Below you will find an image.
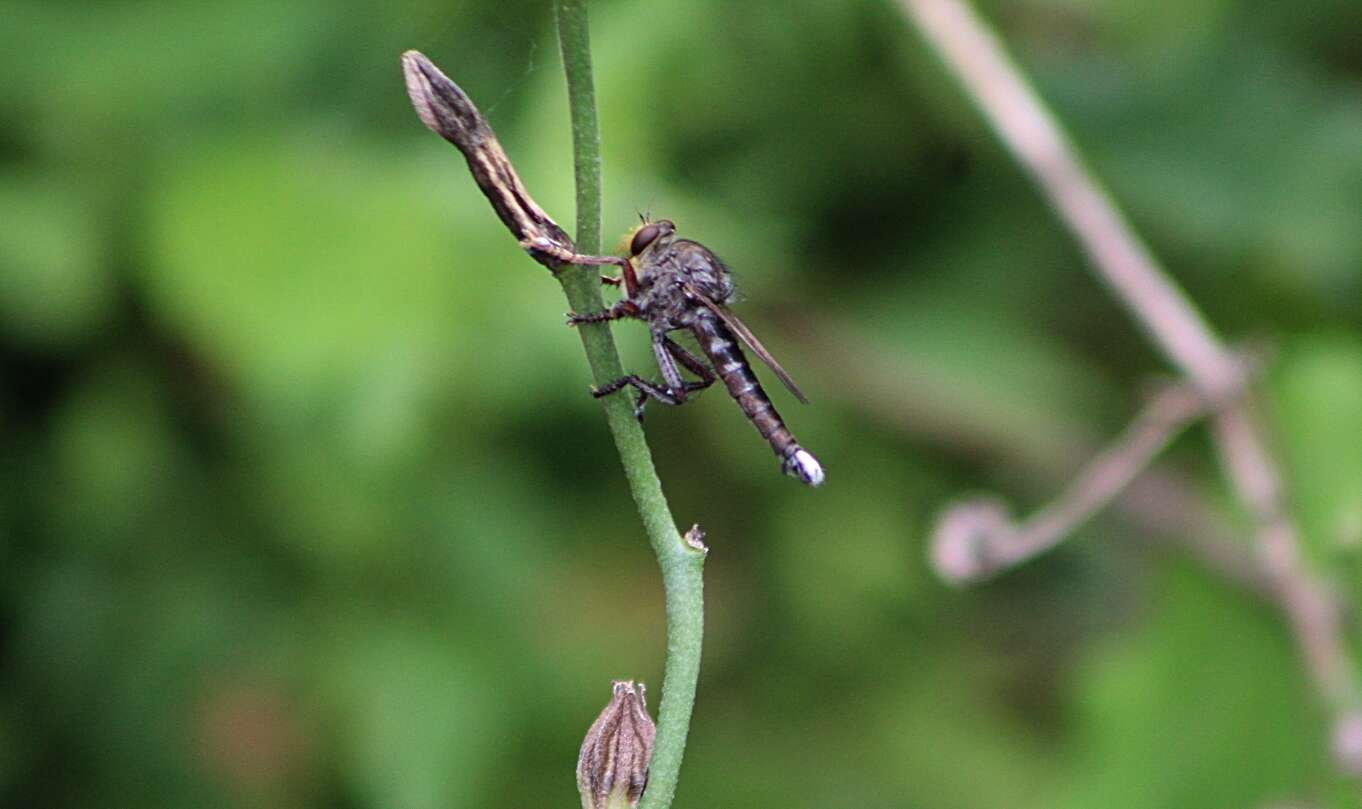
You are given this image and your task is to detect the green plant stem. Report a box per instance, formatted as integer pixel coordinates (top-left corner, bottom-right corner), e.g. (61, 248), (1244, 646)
(554, 3), (705, 808)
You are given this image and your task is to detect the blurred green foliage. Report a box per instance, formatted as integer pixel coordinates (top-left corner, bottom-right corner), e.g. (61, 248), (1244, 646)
(2, 0), (1360, 807)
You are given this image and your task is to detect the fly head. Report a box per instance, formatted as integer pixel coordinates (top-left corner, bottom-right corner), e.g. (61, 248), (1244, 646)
(628, 219), (676, 259)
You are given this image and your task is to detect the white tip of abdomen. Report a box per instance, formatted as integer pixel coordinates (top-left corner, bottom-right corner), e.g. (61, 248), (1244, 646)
(786, 448), (825, 487)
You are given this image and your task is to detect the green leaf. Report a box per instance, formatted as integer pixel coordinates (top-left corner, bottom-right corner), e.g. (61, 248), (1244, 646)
(0, 176), (111, 347)
(322, 621), (501, 809)
(1055, 566), (1324, 808)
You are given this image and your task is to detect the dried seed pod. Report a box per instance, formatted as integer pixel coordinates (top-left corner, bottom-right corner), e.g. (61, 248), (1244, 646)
(577, 681), (656, 809)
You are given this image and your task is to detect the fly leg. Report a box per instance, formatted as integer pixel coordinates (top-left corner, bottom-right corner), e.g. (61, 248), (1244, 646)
(650, 331), (695, 409)
(620, 334), (717, 421)
(633, 336), (717, 420)
(591, 375), (683, 421)
(591, 333), (711, 421)
(520, 237), (640, 294)
(662, 337), (716, 390)
(519, 238), (625, 268)
(566, 300), (641, 327)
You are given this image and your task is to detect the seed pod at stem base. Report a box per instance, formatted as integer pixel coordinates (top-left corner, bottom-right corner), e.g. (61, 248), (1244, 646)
(577, 681), (656, 809)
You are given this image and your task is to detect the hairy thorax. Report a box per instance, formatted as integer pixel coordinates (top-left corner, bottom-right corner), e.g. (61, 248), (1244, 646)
(635, 239), (737, 330)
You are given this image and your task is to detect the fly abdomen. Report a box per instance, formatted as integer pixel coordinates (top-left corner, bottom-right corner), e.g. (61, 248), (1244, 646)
(692, 317), (824, 486)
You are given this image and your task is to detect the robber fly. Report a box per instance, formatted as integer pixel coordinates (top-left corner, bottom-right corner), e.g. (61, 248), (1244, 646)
(567, 220), (824, 487)
(400, 51), (823, 486)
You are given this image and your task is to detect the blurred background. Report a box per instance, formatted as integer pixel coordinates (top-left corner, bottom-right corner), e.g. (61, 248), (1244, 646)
(3, 0), (1361, 806)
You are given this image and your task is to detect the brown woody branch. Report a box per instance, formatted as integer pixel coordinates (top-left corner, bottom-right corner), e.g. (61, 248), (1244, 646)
(931, 382), (1211, 583)
(898, 0), (1361, 775)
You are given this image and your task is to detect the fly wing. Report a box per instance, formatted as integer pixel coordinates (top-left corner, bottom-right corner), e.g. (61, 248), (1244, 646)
(683, 282), (809, 404)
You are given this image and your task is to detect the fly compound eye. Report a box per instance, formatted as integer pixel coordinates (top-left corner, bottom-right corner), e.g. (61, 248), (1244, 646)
(630, 223), (663, 256)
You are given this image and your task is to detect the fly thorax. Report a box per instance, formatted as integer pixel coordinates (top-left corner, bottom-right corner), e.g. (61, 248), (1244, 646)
(715, 274), (736, 303)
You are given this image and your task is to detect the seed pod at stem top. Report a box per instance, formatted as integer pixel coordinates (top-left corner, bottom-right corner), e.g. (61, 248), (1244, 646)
(577, 681), (656, 809)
